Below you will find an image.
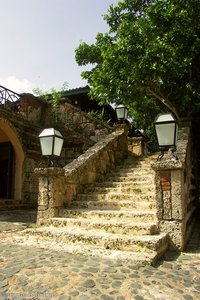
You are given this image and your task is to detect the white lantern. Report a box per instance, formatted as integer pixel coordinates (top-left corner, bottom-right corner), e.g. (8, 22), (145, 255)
(39, 128), (64, 159)
(154, 113), (178, 151)
(115, 105), (128, 122)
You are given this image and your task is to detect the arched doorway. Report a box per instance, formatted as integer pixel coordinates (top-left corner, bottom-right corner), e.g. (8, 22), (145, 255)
(0, 120), (24, 200)
(0, 141), (14, 198)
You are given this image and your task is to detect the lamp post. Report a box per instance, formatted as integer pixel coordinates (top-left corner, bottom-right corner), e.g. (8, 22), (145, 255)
(38, 128), (64, 166)
(154, 112), (178, 160)
(115, 105), (128, 123)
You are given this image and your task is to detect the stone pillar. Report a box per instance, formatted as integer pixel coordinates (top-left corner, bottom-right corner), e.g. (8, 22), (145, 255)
(152, 157), (186, 250)
(128, 137), (145, 156)
(35, 167), (65, 225)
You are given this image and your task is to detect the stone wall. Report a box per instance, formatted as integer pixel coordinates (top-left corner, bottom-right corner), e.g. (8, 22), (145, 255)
(17, 93), (113, 148)
(152, 125), (196, 250)
(22, 158), (39, 208)
(44, 102), (112, 149)
(128, 137), (145, 156)
(35, 128), (128, 224)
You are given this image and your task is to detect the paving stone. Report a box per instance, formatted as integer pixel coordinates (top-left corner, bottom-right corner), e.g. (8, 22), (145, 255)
(20, 286), (35, 293)
(82, 279), (96, 288)
(143, 281), (151, 286)
(17, 278), (28, 286)
(70, 263), (84, 268)
(0, 275), (6, 282)
(110, 274), (126, 280)
(3, 267), (21, 276)
(58, 296), (71, 300)
(161, 262), (173, 269)
(194, 285), (200, 292)
(100, 295), (115, 300)
(100, 285), (110, 290)
(112, 281), (122, 289)
(69, 267), (80, 273)
(96, 278), (111, 285)
(120, 267), (130, 274)
(129, 273), (140, 279)
(134, 295), (145, 300)
(75, 256), (88, 263)
(130, 289), (139, 295)
(91, 289), (102, 296)
(143, 269), (154, 276)
(131, 283), (142, 290)
(183, 295), (194, 300)
(0, 281), (8, 289)
(69, 290), (79, 296)
(78, 287), (88, 293)
(80, 272), (95, 277)
(103, 267), (117, 274)
(0, 293), (8, 300)
(79, 295), (90, 300)
(109, 290), (121, 295)
(83, 267), (99, 273)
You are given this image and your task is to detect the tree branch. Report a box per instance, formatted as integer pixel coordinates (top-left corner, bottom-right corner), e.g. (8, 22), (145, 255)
(147, 88), (180, 120)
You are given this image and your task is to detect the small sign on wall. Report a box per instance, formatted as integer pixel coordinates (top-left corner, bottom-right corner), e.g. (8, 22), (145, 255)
(160, 171), (171, 191)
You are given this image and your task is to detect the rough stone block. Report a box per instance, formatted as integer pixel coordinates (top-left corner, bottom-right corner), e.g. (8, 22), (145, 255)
(159, 220), (185, 250)
(171, 170), (184, 219)
(163, 190), (172, 219)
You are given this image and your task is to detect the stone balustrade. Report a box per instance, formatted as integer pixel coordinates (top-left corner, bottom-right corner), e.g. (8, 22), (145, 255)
(35, 127), (128, 224)
(152, 125), (196, 250)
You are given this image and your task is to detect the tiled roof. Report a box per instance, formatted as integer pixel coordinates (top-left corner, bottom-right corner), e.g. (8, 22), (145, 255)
(63, 86), (90, 97)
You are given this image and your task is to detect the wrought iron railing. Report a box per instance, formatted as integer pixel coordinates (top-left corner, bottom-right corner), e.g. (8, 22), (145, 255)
(0, 85), (21, 108)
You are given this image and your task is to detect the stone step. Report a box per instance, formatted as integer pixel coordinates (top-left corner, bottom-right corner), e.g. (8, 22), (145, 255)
(76, 193), (155, 202)
(106, 170), (155, 178)
(99, 174), (154, 183)
(22, 226), (168, 254)
(116, 164), (153, 171)
(122, 153), (157, 160)
(117, 158), (157, 169)
(0, 199), (20, 205)
(115, 162), (154, 169)
(9, 233), (161, 265)
(31, 153), (163, 265)
(46, 217), (159, 235)
(116, 158), (155, 165)
(85, 185), (155, 194)
(0, 200), (31, 211)
(93, 180), (155, 188)
(60, 208), (157, 222)
(71, 199), (156, 210)
(0, 210), (37, 225)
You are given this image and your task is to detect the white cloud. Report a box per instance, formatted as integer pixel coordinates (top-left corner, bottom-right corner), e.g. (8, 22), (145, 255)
(0, 76), (34, 94)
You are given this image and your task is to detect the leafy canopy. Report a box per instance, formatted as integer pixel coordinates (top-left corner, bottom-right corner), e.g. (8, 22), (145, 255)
(75, 0), (200, 120)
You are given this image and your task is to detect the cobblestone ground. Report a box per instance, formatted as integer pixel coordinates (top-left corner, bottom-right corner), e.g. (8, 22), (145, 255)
(0, 211), (200, 300)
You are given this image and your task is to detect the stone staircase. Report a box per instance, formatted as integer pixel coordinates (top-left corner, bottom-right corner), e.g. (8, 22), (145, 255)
(0, 199), (34, 211)
(21, 154), (169, 265)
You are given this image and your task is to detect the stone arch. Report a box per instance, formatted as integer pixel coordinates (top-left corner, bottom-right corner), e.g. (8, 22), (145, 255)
(0, 118), (24, 200)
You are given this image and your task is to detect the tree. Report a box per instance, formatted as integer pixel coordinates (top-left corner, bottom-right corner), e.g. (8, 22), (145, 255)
(75, 0), (200, 121)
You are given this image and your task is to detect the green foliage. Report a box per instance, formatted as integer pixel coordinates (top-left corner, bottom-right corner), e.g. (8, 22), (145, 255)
(87, 107), (111, 125)
(33, 82), (68, 126)
(75, 0), (200, 122)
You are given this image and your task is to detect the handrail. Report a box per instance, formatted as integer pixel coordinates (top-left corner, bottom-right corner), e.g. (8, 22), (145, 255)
(0, 85), (21, 105)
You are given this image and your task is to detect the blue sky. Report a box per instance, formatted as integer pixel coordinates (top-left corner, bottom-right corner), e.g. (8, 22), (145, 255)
(0, 0), (119, 93)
